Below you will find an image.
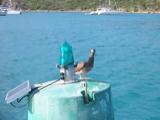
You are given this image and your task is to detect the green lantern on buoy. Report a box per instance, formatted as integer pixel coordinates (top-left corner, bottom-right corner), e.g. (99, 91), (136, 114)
(60, 41), (74, 67)
(58, 41), (75, 82)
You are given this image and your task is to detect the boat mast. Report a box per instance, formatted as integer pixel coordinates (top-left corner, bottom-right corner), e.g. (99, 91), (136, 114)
(8, 0), (12, 8)
(113, 0), (118, 9)
(108, 0), (111, 7)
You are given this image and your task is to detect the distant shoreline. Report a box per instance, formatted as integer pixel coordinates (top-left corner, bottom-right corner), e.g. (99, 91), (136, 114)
(124, 9), (160, 14)
(23, 10), (160, 14)
(24, 10), (88, 13)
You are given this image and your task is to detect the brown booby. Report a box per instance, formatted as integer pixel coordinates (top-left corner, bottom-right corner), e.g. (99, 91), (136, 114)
(75, 49), (96, 79)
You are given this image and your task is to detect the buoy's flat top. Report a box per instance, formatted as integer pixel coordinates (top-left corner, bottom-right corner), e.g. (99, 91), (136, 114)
(34, 80), (110, 98)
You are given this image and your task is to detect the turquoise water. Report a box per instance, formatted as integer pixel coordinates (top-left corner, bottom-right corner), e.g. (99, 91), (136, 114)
(0, 12), (160, 120)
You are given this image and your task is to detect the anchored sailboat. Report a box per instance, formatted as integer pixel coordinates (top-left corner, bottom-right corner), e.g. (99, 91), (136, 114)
(7, 0), (21, 15)
(88, 0), (125, 15)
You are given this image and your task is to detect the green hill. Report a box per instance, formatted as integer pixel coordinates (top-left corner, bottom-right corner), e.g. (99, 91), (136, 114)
(2, 0), (160, 12)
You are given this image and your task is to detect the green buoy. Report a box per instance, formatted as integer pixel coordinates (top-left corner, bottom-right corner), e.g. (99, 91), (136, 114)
(28, 80), (114, 120)
(28, 42), (114, 120)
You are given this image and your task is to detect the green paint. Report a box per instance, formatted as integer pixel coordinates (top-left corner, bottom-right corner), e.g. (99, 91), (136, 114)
(28, 80), (114, 120)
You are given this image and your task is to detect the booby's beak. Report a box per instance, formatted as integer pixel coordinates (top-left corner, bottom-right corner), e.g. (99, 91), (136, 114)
(91, 48), (96, 52)
(90, 49), (96, 56)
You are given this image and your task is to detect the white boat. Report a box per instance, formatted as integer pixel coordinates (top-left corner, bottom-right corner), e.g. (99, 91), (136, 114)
(6, 0), (21, 15)
(0, 7), (7, 16)
(89, 7), (125, 15)
(88, 0), (125, 15)
(0, 10), (6, 16)
(7, 8), (21, 14)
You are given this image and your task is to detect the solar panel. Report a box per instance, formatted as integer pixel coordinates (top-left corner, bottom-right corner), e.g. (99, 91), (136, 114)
(5, 80), (31, 104)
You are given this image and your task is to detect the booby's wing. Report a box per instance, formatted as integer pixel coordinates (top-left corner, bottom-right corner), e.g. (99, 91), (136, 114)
(75, 62), (86, 72)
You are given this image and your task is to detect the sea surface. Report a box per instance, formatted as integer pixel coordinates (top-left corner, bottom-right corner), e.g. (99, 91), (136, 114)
(0, 12), (160, 120)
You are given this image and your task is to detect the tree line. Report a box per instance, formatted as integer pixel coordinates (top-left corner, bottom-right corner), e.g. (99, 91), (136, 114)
(1, 0), (160, 12)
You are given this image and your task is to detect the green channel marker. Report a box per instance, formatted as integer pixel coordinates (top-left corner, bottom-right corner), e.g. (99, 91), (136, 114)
(28, 80), (114, 120)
